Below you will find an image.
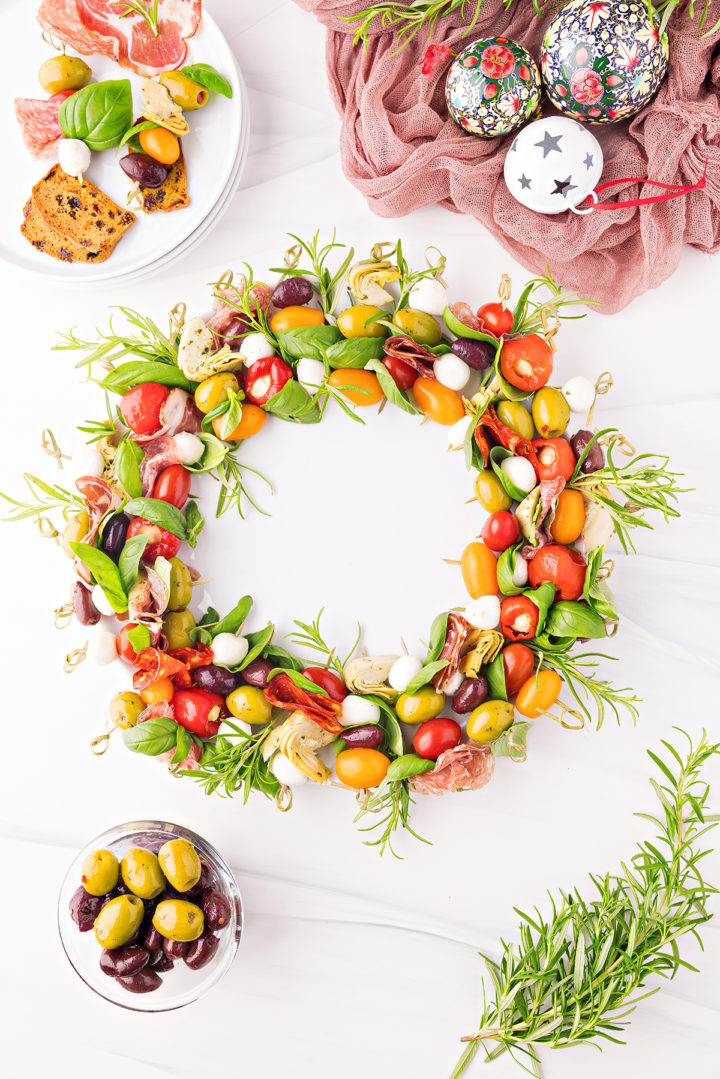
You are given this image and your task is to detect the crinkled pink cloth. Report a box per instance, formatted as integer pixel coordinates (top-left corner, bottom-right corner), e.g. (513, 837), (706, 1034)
(294, 0), (720, 311)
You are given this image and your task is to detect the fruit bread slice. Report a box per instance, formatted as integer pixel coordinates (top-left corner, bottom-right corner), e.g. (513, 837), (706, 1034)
(31, 164), (136, 251)
(139, 142), (190, 214)
(21, 198), (111, 264)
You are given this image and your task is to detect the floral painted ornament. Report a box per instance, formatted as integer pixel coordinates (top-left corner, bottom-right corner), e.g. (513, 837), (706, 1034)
(541, 0), (669, 124)
(444, 38), (542, 139)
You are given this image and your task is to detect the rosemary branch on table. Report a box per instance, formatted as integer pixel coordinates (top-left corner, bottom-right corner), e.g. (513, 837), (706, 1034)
(0, 473), (84, 524)
(532, 646), (640, 729)
(354, 776), (430, 858)
(53, 307), (179, 375)
(450, 731), (719, 1077)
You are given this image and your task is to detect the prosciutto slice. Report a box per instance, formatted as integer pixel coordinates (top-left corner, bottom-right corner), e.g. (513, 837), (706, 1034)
(128, 565), (170, 638)
(138, 435), (181, 495)
(137, 700), (201, 770)
(14, 93), (73, 157)
(520, 477), (566, 561)
(432, 613), (469, 692)
(37, 0), (116, 58)
(133, 388), (202, 447)
(75, 0), (202, 76)
(411, 743), (495, 796)
(76, 475), (114, 545)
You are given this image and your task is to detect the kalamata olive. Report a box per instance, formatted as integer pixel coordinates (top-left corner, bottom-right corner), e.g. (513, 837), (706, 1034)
(452, 676), (489, 714)
(184, 932), (220, 970)
(148, 951), (174, 972)
(120, 153), (169, 189)
(69, 886), (104, 932)
(340, 724), (384, 750)
(143, 925), (162, 953)
(241, 658), (273, 688)
(186, 861), (215, 898)
(101, 513), (131, 562)
(570, 429), (605, 474)
(99, 945), (149, 978)
(271, 277), (313, 308)
(192, 664), (240, 695)
(164, 938), (189, 959)
(73, 581), (101, 627)
(201, 890), (231, 931)
(117, 969), (163, 994)
(451, 338), (495, 371)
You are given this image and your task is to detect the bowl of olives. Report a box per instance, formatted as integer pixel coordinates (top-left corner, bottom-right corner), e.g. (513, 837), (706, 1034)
(58, 821), (242, 1011)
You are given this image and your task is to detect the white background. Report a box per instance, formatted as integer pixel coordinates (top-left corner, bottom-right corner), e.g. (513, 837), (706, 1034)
(1, 3), (719, 1078)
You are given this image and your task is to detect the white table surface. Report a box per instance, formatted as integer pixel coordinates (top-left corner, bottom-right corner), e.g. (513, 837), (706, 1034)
(1, 3), (719, 1078)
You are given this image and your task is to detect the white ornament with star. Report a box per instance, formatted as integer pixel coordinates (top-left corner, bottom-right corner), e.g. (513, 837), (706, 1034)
(503, 116), (604, 215)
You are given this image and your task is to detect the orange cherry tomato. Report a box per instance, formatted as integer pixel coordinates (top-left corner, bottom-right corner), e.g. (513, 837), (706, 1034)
(327, 368), (384, 407)
(500, 335), (553, 392)
(461, 541), (498, 598)
(549, 489), (586, 545)
(335, 748), (390, 789)
(413, 377), (465, 425)
(270, 306), (324, 333)
(515, 669), (562, 719)
(139, 126), (180, 165)
(502, 643), (535, 697)
(140, 677), (175, 706)
(212, 402), (266, 441)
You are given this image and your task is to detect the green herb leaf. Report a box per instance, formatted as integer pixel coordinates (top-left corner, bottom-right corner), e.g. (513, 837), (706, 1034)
(265, 379), (321, 423)
(443, 306), (498, 346)
(127, 623), (152, 653)
(99, 361), (194, 395)
(365, 356), (419, 415)
(545, 601), (607, 640)
(212, 596), (253, 638)
(263, 644), (303, 672)
(485, 652), (508, 701)
(70, 541), (128, 612)
(153, 555), (172, 597)
(125, 497), (187, 539)
(118, 534), (148, 594)
(219, 392), (244, 440)
(171, 724), (193, 765)
(122, 716), (178, 756)
(496, 543), (524, 597)
(114, 438), (144, 499)
(583, 547), (619, 621)
(180, 62), (234, 98)
(426, 611), (449, 662)
(240, 623), (274, 669)
(274, 325), (342, 361)
(184, 500), (205, 549)
(523, 581), (556, 635)
(267, 668), (330, 696)
(326, 337), (385, 368)
(185, 433), (229, 474)
(59, 80), (133, 150)
(118, 118), (158, 150)
(491, 720), (531, 760)
(404, 659), (448, 695)
(489, 446), (529, 502)
(386, 754), (434, 782)
(365, 695), (404, 757)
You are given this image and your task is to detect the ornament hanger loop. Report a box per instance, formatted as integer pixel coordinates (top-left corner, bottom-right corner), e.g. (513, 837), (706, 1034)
(570, 190), (598, 216)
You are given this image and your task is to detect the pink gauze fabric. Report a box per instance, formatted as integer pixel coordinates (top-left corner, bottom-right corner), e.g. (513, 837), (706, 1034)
(293, 0), (720, 312)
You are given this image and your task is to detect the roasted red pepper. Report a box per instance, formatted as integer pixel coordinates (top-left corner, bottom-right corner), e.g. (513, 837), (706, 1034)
(500, 595), (540, 642)
(244, 356), (292, 406)
(533, 437), (576, 482)
(173, 688), (225, 738)
(473, 405), (539, 471)
(264, 672), (343, 733)
(301, 667), (348, 702)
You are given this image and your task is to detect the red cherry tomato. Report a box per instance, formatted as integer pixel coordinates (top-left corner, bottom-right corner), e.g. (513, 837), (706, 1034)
(152, 464), (191, 509)
(116, 623), (143, 665)
(119, 383), (170, 436)
(173, 688), (224, 738)
(502, 643), (535, 697)
(528, 544), (586, 601)
(413, 717), (462, 760)
(301, 667), (348, 702)
(476, 302), (514, 338)
(500, 595), (540, 642)
(481, 510), (520, 553)
(383, 354), (418, 390)
(126, 517), (181, 562)
(533, 438), (576, 482)
(500, 335), (553, 393)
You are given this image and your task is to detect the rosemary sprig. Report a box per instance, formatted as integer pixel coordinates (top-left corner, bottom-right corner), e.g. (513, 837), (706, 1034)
(394, 237), (446, 311)
(287, 607), (361, 676)
(183, 721), (279, 801)
(213, 452), (273, 519)
(531, 645), (640, 729)
(117, 0), (160, 37)
(513, 268), (595, 335)
(0, 473), (84, 524)
(54, 306), (179, 375)
(451, 731), (719, 1077)
(270, 231), (355, 320)
(354, 777), (429, 858)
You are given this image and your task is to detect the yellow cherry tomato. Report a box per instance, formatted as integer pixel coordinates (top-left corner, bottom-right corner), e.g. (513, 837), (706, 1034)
(327, 368), (384, 407)
(62, 510), (89, 558)
(549, 489), (586, 545)
(139, 126), (180, 165)
(395, 686), (444, 724)
(413, 377), (465, 425)
(466, 700), (515, 744)
(461, 540), (498, 598)
(335, 748), (390, 789)
(194, 372), (239, 415)
(140, 677), (175, 706)
(516, 670), (562, 719)
(213, 403), (266, 441)
(270, 306), (324, 333)
(474, 470), (512, 513)
(337, 305), (386, 339)
(496, 400), (534, 440)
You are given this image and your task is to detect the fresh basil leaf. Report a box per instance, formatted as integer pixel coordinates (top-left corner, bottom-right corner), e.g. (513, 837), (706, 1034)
(59, 79), (133, 150)
(365, 357), (418, 415)
(263, 644), (303, 671)
(496, 544), (524, 597)
(240, 623), (274, 669)
(185, 500), (205, 549)
(99, 361), (193, 395)
(265, 379), (321, 424)
(511, 281), (535, 331)
(365, 695), (404, 757)
(212, 596), (253, 638)
(583, 547), (619, 621)
(404, 659), (448, 696)
(545, 601), (607, 640)
(426, 611), (449, 663)
(127, 624), (152, 653)
(198, 606), (220, 628)
(114, 438), (144, 499)
(219, 392), (244, 440)
(485, 652), (508, 701)
(180, 62), (234, 98)
(122, 717), (178, 756)
(326, 337), (385, 369)
(443, 306), (499, 346)
(386, 754), (434, 781)
(118, 119), (157, 150)
(171, 725), (193, 765)
(490, 446), (528, 502)
(274, 325), (342, 361)
(492, 720), (531, 760)
(523, 581), (557, 635)
(118, 534), (148, 594)
(186, 433), (229, 473)
(267, 667), (330, 696)
(153, 556), (172, 597)
(125, 497), (187, 539)
(70, 541), (128, 612)
(190, 626), (213, 647)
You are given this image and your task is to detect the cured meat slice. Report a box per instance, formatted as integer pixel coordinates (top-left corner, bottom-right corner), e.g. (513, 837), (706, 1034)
(76, 0), (202, 76)
(37, 0), (117, 58)
(14, 93), (72, 157)
(411, 743), (495, 796)
(433, 613), (469, 692)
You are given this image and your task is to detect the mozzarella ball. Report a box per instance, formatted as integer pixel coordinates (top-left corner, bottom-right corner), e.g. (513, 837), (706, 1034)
(562, 376), (595, 413)
(447, 415), (473, 450)
(241, 332), (275, 364)
(59, 138), (91, 179)
(340, 695), (381, 727)
(501, 455), (536, 494)
(87, 630), (118, 666)
(269, 753), (308, 787)
(434, 354), (470, 392)
(91, 585), (116, 618)
(211, 632), (248, 668)
(174, 432), (204, 465)
(296, 356), (326, 393)
(389, 654), (424, 692)
(217, 718), (251, 739)
(407, 278), (449, 317)
(464, 595), (501, 630)
(512, 553), (529, 588)
(73, 445), (105, 478)
(442, 670), (464, 696)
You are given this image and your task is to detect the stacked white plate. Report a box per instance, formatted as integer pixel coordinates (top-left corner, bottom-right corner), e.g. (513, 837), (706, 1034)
(0, 2), (248, 285)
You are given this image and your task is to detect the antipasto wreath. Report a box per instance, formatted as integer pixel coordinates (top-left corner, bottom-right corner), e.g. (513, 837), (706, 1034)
(2, 232), (686, 854)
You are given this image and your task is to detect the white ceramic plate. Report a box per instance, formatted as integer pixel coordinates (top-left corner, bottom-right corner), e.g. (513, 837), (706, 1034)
(1, 1), (245, 283)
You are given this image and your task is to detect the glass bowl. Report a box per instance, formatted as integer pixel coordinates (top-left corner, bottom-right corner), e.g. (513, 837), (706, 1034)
(58, 820), (242, 1012)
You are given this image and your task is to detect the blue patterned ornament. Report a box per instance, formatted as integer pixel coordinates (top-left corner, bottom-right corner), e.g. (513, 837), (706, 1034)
(541, 0), (669, 124)
(504, 117), (604, 214)
(445, 37), (542, 139)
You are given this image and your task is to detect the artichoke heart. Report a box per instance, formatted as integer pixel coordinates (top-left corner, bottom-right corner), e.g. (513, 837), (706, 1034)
(95, 437), (125, 498)
(515, 486), (542, 545)
(581, 493), (616, 550)
(348, 258), (399, 306)
(139, 78), (189, 136)
(178, 317), (243, 381)
(343, 654), (400, 703)
(459, 630), (503, 678)
(263, 711), (334, 784)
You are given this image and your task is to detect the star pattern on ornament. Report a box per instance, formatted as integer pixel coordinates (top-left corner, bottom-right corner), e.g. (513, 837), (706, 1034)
(552, 176), (578, 198)
(583, 153), (594, 169)
(518, 174), (532, 190)
(535, 131), (563, 158)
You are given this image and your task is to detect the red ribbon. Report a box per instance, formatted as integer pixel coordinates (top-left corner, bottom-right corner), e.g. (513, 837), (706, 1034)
(587, 158), (708, 210)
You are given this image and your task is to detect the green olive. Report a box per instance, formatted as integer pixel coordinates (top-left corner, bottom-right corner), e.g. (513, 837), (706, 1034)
(225, 685), (272, 725)
(395, 686), (445, 724)
(337, 305), (386, 339)
(152, 899), (205, 942)
(120, 847), (166, 900)
(81, 849), (119, 897)
(159, 71), (209, 111)
(531, 387), (570, 438)
(94, 894), (144, 949)
(38, 55), (92, 95)
(474, 470), (512, 513)
(109, 691), (145, 731)
(496, 400), (534, 441)
(466, 700), (515, 745)
(167, 557), (193, 610)
(163, 609), (196, 651)
(158, 839), (201, 893)
(394, 307), (442, 347)
(194, 373), (239, 415)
